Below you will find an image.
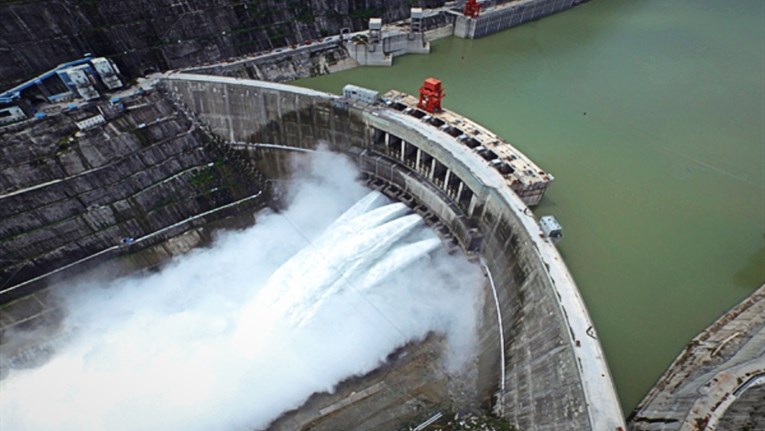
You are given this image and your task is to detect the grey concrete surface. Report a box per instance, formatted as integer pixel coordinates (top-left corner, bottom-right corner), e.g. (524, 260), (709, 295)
(630, 284), (765, 431)
(162, 74), (625, 431)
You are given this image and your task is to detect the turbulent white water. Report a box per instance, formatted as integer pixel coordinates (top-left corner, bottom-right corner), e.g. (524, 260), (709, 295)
(0, 150), (484, 431)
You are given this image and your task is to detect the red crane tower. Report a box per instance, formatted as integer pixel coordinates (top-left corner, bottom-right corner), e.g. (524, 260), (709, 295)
(418, 78), (445, 114)
(464, 0), (480, 18)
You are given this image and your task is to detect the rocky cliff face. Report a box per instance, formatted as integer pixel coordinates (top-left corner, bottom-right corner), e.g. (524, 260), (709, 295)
(0, 0), (447, 87)
(0, 90), (267, 301)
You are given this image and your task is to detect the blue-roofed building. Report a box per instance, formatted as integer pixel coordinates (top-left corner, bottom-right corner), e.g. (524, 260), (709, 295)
(0, 57), (124, 124)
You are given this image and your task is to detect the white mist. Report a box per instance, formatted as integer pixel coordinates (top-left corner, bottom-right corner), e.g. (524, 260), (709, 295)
(0, 150), (483, 431)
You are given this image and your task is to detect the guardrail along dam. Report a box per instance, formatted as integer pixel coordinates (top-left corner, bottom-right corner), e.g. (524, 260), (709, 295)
(0, 74), (625, 430)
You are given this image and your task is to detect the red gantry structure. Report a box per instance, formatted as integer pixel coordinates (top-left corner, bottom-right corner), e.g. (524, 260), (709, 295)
(464, 0), (481, 18)
(417, 77), (445, 114)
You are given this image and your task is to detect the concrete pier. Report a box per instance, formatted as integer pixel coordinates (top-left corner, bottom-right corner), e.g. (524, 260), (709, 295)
(381, 90), (553, 207)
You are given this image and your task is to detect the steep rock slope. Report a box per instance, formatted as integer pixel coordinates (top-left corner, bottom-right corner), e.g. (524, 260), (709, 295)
(0, 0), (446, 86)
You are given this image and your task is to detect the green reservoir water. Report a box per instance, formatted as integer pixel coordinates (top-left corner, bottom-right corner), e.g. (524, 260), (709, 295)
(295, 0), (765, 412)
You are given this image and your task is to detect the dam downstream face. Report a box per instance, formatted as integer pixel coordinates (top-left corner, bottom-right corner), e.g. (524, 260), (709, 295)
(295, 0), (765, 410)
(1, 151), (484, 431)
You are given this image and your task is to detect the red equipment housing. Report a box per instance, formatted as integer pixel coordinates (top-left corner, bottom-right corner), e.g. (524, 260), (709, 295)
(417, 78), (445, 114)
(464, 0), (480, 18)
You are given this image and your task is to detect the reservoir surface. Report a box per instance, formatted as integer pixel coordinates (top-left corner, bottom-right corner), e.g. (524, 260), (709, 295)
(296, 0), (765, 411)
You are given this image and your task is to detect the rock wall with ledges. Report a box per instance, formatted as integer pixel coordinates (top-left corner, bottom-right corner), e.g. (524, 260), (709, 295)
(0, 91), (267, 301)
(0, 0), (447, 87)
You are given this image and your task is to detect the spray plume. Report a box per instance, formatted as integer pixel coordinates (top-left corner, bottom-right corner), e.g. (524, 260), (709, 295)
(0, 149), (484, 431)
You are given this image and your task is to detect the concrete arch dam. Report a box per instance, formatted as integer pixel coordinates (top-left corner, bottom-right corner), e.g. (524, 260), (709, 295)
(162, 73), (625, 431)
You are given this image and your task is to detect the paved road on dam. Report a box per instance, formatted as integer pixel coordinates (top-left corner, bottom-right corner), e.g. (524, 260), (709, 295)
(295, 0), (765, 412)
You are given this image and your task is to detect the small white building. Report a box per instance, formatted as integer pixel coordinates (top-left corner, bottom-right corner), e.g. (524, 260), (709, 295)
(59, 65), (99, 100)
(0, 105), (27, 124)
(91, 58), (123, 90)
(411, 8), (424, 33)
(343, 85), (379, 105)
(369, 17), (382, 31)
(75, 114), (106, 130)
(540, 215), (563, 244)
(369, 17), (383, 44)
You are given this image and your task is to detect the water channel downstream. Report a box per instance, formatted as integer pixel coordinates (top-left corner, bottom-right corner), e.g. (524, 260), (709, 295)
(295, 0), (765, 411)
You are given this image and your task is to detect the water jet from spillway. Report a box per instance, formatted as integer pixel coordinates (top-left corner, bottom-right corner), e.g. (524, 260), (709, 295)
(0, 150), (484, 431)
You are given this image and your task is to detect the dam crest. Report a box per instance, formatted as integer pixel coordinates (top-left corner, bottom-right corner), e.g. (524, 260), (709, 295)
(159, 73), (625, 430)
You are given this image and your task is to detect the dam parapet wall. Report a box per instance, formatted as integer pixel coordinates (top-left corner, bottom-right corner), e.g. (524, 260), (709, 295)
(161, 73), (625, 431)
(379, 90), (553, 207)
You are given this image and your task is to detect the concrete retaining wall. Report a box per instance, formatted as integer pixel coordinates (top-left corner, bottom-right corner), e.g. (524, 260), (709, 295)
(182, 44), (358, 83)
(345, 32), (431, 67)
(344, 42), (393, 66)
(162, 74), (625, 431)
(455, 0), (579, 39)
